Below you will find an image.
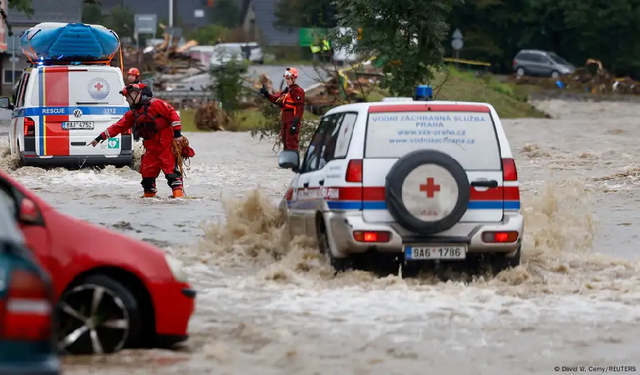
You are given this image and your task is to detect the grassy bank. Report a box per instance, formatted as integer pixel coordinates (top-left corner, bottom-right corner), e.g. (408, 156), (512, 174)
(432, 69), (547, 118)
(179, 108), (320, 132)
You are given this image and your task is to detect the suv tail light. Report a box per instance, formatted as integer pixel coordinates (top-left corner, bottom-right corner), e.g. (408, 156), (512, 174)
(502, 158), (518, 181)
(512, 59), (516, 67)
(353, 231), (391, 243)
(0, 269), (52, 341)
(345, 159), (362, 183)
(24, 117), (35, 136)
(482, 231), (519, 243)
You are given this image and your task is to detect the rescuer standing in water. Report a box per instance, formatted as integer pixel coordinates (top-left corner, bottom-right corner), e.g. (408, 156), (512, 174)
(260, 67), (305, 151)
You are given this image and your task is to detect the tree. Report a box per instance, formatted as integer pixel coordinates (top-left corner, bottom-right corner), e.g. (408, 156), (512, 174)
(81, 3), (104, 25)
(7, 0), (98, 16)
(210, 0), (240, 29)
(103, 6), (135, 39)
(189, 25), (229, 45)
(332, 0), (453, 96)
(274, 0), (336, 28)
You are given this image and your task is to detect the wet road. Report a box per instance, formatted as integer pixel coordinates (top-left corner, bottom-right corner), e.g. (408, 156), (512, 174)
(1, 99), (639, 374)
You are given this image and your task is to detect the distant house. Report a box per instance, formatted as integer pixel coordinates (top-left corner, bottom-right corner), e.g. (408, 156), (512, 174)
(0, 0), (82, 96)
(241, 0), (298, 46)
(100, 0), (216, 31)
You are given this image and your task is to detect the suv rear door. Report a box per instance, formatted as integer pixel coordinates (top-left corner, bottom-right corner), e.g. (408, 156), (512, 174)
(27, 66), (128, 157)
(362, 103), (504, 225)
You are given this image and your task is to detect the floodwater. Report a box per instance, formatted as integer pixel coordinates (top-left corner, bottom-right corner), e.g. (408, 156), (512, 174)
(1, 99), (639, 374)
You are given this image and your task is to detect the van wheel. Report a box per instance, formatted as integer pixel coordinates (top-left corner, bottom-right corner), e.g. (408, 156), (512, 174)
(551, 70), (560, 79)
(316, 217), (351, 272)
(490, 246), (521, 275)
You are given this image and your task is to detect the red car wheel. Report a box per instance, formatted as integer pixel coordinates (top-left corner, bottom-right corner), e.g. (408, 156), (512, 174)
(55, 274), (142, 355)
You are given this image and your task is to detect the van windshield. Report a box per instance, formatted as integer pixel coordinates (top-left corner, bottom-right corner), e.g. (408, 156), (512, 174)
(365, 110), (502, 170)
(30, 69), (127, 106)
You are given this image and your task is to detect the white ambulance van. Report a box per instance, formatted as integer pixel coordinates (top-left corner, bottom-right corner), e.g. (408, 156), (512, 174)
(1, 64), (132, 167)
(277, 88), (524, 276)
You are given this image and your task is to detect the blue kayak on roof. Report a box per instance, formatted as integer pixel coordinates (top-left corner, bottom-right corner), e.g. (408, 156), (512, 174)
(20, 22), (120, 61)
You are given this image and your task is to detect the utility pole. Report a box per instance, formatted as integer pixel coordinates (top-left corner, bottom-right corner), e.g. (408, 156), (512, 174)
(168, 0), (178, 27)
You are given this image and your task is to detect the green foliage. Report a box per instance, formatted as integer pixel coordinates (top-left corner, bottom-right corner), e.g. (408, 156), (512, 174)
(331, 0), (452, 96)
(274, 0), (336, 28)
(8, 0), (98, 15)
(79, 5), (134, 39)
(447, 0), (640, 77)
(189, 25), (229, 45)
(210, 0), (240, 29)
(209, 52), (250, 118)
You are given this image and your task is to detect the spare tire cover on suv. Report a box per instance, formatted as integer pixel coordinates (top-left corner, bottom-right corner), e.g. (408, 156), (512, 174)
(385, 150), (470, 235)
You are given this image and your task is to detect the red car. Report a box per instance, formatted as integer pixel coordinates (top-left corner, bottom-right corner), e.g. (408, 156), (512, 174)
(0, 169), (196, 355)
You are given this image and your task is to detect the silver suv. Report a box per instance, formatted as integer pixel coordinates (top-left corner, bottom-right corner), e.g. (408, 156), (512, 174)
(277, 91), (524, 277)
(512, 49), (575, 78)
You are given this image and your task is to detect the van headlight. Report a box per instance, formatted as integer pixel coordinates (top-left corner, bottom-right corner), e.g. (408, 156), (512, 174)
(164, 254), (189, 282)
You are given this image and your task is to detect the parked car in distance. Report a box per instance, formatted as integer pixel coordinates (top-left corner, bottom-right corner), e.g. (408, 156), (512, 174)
(0, 169), (196, 355)
(0, 186), (59, 375)
(512, 49), (575, 78)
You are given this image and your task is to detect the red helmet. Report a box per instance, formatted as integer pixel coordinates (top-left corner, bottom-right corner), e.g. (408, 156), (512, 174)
(127, 67), (140, 76)
(120, 84), (141, 96)
(284, 67), (298, 79)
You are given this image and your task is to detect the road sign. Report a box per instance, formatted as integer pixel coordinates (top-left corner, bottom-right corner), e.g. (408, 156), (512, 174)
(452, 28), (463, 40)
(134, 14), (157, 35)
(451, 39), (463, 50)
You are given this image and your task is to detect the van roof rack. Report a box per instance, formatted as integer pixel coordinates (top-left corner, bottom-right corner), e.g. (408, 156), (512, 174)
(23, 48), (123, 72)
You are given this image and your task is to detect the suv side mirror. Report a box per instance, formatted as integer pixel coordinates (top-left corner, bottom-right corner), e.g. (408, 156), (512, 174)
(19, 198), (43, 225)
(0, 97), (13, 110)
(278, 150), (300, 173)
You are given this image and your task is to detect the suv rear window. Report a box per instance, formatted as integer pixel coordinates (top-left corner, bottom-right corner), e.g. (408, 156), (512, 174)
(365, 110), (502, 170)
(30, 69), (126, 106)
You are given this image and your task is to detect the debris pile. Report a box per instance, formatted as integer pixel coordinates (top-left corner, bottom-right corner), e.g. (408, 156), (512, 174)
(122, 23), (207, 91)
(194, 101), (230, 131)
(509, 58), (640, 95)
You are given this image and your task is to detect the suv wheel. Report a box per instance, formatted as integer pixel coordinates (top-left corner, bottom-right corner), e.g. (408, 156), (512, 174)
(551, 70), (560, 78)
(490, 246), (521, 274)
(516, 67), (526, 77)
(316, 217), (351, 272)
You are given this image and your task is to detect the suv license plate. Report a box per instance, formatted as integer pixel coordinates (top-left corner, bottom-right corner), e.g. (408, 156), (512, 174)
(62, 121), (94, 130)
(404, 245), (467, 260)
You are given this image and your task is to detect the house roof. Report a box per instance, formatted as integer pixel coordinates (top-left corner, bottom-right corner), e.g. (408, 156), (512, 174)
(249, 0), (298, 46)
(7, 0), (82, 25)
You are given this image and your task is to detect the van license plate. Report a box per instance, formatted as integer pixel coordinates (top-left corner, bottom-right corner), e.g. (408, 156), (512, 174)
(62, 121), (94, 130)
(404, 245), (467, 260)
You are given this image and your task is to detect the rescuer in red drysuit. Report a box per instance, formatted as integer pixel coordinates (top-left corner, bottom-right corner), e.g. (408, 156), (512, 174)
(127, 67), (153, 98)
(88, 84), (192, 199)
(260, 67), (305, 151)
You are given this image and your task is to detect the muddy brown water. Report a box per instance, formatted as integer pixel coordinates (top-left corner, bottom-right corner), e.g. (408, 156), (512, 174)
(1, 99), (639, 374)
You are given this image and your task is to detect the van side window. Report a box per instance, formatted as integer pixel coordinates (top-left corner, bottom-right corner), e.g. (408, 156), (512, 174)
(300, 115), (335, 173)
(331, 112), (357, 160)
(12, 73), (25, 105)
(16, 73), (30, 108)
(319, 113), (345, 165)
